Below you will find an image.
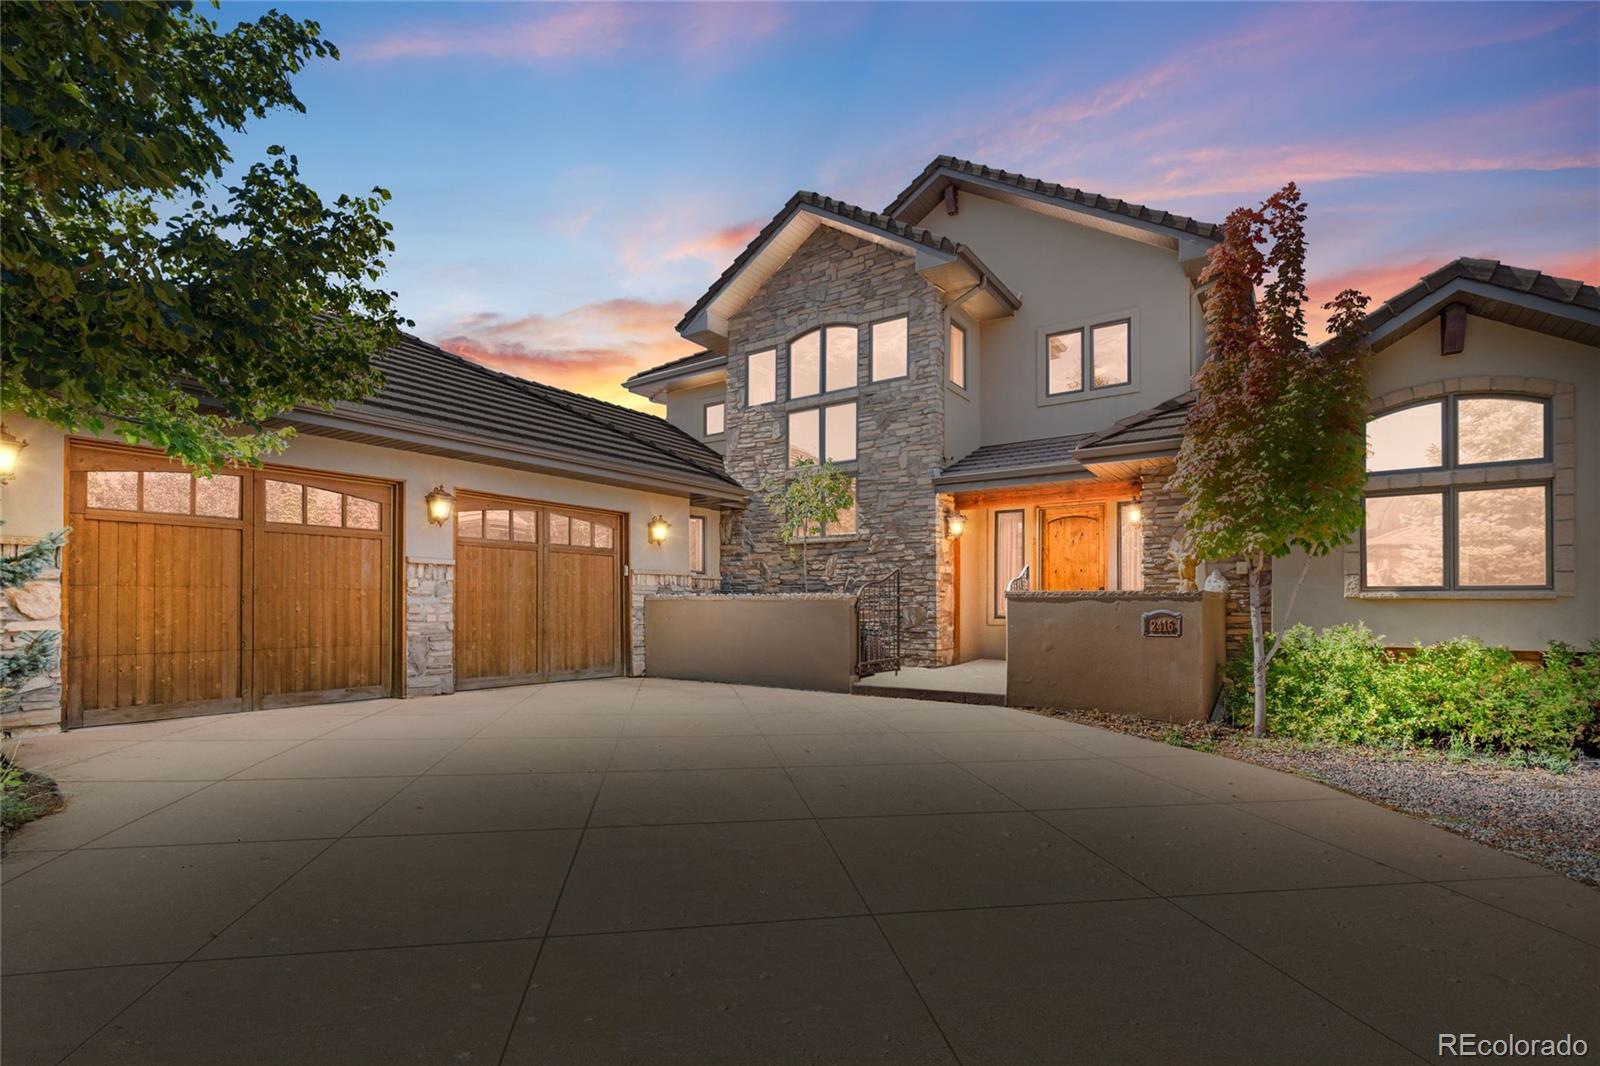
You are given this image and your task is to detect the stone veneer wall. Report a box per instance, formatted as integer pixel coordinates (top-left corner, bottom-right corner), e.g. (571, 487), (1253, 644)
(405, 558), (455, 697)
(719, 226), (955, 666)
(1, 536), (64, 733)
(1138, 466), (1267, 657)
(629, 571), (721, 676)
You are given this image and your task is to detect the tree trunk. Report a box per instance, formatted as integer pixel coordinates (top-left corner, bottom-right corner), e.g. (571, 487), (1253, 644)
(1249, 554), (1267, 738)
(802, 542), (811, 593)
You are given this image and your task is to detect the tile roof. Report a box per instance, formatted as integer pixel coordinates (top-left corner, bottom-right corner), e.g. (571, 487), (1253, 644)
(1361, 257), (1600, 336)
(939, 433), (1094, 480)
(676, 190), (1019, 336)
(884, 155), (1221, 241)
(319, 333), (738, 490)
(1073, 393), (1194, 453)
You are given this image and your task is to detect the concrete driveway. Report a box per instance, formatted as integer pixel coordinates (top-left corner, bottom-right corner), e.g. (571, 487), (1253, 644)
(3, 679), (1596, 1065)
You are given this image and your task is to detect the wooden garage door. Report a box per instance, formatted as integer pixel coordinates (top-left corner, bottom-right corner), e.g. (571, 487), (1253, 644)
(454, 494), (622, 689)
(65, 443), (396, 727)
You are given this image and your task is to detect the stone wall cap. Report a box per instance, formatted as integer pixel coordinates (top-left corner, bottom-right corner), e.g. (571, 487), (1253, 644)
(646, 592), (855, 602)
(1008, 590), (1218, 603)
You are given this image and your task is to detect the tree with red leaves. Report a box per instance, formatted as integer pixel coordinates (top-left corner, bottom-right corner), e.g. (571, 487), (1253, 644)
(1172, 183), (1371, 737)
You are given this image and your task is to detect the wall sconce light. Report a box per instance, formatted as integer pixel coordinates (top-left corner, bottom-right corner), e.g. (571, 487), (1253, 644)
(945, 511), (968, 539)
(647, 514), (671, 545)
(1125, 504), (1143, 524)
(0, 427), (27, 484)
(424, 485), (455, 526)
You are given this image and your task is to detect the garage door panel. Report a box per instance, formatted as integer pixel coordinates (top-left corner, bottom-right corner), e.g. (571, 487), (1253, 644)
(67, 444), (396, 727)
(544, 550), (619, 680)
(456, 542), (542, 687)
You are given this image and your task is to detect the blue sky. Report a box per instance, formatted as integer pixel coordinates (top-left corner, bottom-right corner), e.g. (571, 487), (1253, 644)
(219, 1), (1600, 409)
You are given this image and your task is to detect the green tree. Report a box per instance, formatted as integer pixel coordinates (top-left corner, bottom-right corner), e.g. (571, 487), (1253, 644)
(1, 1), (406, 471)
(0, 530), (67, 709)
(1171, 183), (1371, 737)
(761, 460), (855, 592)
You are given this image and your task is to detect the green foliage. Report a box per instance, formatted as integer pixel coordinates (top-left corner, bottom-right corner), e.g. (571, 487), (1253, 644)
(1172, 185), (1372, 564)
(1224, 624), (1600, 754)
(2, 1), (407, 471)
(0, 528), (66, 589)
(760, 460), (855, 592)
(1, 744), (61, 834)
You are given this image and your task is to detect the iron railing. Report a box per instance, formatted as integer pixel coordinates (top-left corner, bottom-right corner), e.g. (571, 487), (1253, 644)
(853, 568), (902, 677)
(1006, 563), (1031, 595)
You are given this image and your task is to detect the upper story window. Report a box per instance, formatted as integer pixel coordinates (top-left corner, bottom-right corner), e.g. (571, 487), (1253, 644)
(748, 349), (776, 406)
(870, 317), (908, 382)
(1361, 395), (1551, 591)
(790, 327), (857, 399)
(704, 401), (725, 437)
(949, 322), (967, 389)
(1047, 319), (1130, 395)
(787, 402), (857, 466)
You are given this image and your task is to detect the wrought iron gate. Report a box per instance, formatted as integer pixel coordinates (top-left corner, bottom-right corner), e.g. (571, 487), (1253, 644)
(854, 568), (902, 677)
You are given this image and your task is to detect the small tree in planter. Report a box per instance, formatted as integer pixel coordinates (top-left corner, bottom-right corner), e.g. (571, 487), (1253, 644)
(762, 460), (855, 593)
(1171, 183), (1371, 738)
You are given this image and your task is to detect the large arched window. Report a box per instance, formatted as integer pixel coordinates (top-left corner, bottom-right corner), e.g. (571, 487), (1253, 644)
(1362, 394), (1552, 590)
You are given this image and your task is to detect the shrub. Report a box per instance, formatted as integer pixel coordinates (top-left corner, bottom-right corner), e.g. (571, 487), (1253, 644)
(1225, 626), (1599, 754)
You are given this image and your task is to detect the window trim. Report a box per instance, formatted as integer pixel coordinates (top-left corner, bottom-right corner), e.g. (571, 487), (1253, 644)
(703, 400), (726, 439)
(1364, 398), (1447, 475)
(992, 509), (1024, 621)
(868, 314), (910, 383)
(785, 400), (858, 467)
(1044, 327), (1085, 397)
(689, 514), (707, 574)
(788, 324), (858, 399)
(747, 348), (777, 407)
(948, 321), (968, 392)
(1452, 395), (1551, 469)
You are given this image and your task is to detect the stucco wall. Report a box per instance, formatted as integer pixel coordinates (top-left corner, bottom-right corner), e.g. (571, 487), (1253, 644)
(718, 225), (955, 665)
(1007, 590), (1225, 722)
(643, 595), (857, 691)
(1283, 316), (1599, 650)
(914, 193), (1201, 446)
(943, 309), (983, 467)
(662, 380), (729, 455)
(0, 415), (717, 722)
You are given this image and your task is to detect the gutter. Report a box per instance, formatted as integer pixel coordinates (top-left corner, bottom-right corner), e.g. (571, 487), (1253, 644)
(1071, 437), (1183, 463)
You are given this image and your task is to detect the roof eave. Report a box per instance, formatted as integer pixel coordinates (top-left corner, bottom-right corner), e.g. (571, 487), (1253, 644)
(1366, 278), (1600, 352)
(1071, 437), (1183, 462)
(282, 405), (748, 501)
(932, 460), (1092, 491)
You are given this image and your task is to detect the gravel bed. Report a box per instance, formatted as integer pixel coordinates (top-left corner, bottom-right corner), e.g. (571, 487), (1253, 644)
(1025, 708), (1600, 885)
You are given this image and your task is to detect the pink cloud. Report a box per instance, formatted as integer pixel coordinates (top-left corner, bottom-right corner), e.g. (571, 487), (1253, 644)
(357, 3), (792, 66)
(431, 297), (701, 411)
(661, 219), (763, 264)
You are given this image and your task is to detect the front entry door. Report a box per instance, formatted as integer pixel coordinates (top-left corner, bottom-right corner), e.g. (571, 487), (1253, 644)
(1041, 506), (1105, 590)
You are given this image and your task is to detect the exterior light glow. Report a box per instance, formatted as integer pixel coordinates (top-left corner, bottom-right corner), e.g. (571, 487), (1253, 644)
(1125, 504), (1143, 524)
(647, 514), (671, 545)
(424, 485), (455, 526)
(945, 511), (968, 538)
(0, 427), (26, 483)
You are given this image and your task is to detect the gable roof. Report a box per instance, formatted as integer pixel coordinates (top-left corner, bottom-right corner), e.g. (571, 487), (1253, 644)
(278, 332), (742, 499)
(884, 156), (1221, 262)
(934, 433), (1094, 490)
(676, 190), (1020, 352)
(1072, 393), (1194, 459)
(1361, 257), (1600, 351)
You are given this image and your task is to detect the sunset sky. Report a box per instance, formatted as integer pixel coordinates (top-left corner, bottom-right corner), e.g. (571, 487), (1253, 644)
(221, 1), (1600, 412)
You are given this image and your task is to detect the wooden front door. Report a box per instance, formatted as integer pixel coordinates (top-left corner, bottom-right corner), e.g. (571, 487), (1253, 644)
(454, 495), (622, 689)
(1041, 505), (1105, 591)
(64, 442), (397, 727)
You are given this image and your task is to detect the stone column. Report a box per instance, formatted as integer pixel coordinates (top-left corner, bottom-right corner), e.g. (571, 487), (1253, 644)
(404, 558), (455, 696)
(1, 536), (63, 733)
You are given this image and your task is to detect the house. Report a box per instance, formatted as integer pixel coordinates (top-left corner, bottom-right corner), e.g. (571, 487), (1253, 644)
(624, 156), (1599, 665)
(1, 335), (742, 732)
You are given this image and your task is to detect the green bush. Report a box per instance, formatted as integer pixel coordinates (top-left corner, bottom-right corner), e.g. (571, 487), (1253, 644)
(1224, 625), (1600, 754)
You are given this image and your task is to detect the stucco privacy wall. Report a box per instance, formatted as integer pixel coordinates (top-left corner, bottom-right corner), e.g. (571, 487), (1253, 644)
(644, 595), (857, 691)
(913, 193), (1202, 446)
(0, 416), (714, 719)
(719, 225), (955, 665)
(1007, 590), (1225, 722)
(1284, 317), (1599, 649)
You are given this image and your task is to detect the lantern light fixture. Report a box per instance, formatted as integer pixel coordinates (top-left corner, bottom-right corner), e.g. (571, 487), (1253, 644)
(0, 427), (27, 483)
(945, 511), (968, 539)
(424, 485), (455, 526)
(1125, 504), (1143, 524)
(647, 514), (671, 545)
